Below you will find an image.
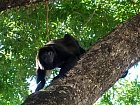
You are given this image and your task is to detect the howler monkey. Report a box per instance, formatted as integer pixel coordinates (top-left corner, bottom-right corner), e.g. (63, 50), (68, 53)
(35, 34), (85, 92)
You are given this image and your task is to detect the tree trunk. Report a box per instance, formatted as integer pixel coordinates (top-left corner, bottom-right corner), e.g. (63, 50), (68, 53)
(22, 14), (140, 105)
(0, 0), (44, 12)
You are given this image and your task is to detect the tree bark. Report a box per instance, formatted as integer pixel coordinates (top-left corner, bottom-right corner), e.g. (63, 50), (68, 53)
(0, 0), (44, 12)
(22, 14), (140, 105)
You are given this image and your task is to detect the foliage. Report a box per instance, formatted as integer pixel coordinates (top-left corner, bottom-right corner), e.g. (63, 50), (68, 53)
(95, 79), (140, 105)
(0, 0), (140, 104)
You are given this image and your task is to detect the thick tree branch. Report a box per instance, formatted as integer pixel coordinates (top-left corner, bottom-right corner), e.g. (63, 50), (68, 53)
(0, 0), (44, 12)
(22, 14), (140, 105)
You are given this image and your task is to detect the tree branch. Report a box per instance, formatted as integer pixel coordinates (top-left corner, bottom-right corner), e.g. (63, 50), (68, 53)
(22, 14), (140, 105)
(0, 0), (45, 12)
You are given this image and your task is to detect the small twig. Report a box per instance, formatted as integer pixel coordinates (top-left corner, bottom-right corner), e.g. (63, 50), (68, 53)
(45, 0), (49, 40)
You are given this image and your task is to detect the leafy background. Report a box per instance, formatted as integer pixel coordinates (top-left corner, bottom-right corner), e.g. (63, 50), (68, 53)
(0, 0), (140, 104)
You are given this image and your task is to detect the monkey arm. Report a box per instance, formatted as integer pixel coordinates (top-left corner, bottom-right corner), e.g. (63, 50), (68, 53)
(53, 56), (78, 80)
(35, 68), (46, 92)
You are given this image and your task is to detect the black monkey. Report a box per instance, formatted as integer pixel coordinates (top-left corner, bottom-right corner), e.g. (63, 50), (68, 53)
(35, 34), (85, 92)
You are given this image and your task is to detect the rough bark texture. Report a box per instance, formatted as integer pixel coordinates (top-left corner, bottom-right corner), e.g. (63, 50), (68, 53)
(22, 14), (140, 105)
(0, 0), (44, 12)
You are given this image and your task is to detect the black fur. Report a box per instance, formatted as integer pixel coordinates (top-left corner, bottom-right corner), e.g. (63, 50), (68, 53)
(120, 70), (128, 78)
(35, 34), (85, 91)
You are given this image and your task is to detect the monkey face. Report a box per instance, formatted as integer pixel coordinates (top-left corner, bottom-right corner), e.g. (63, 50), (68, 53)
(42, 51), (54, 63)
(37, 47), (57, 70)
